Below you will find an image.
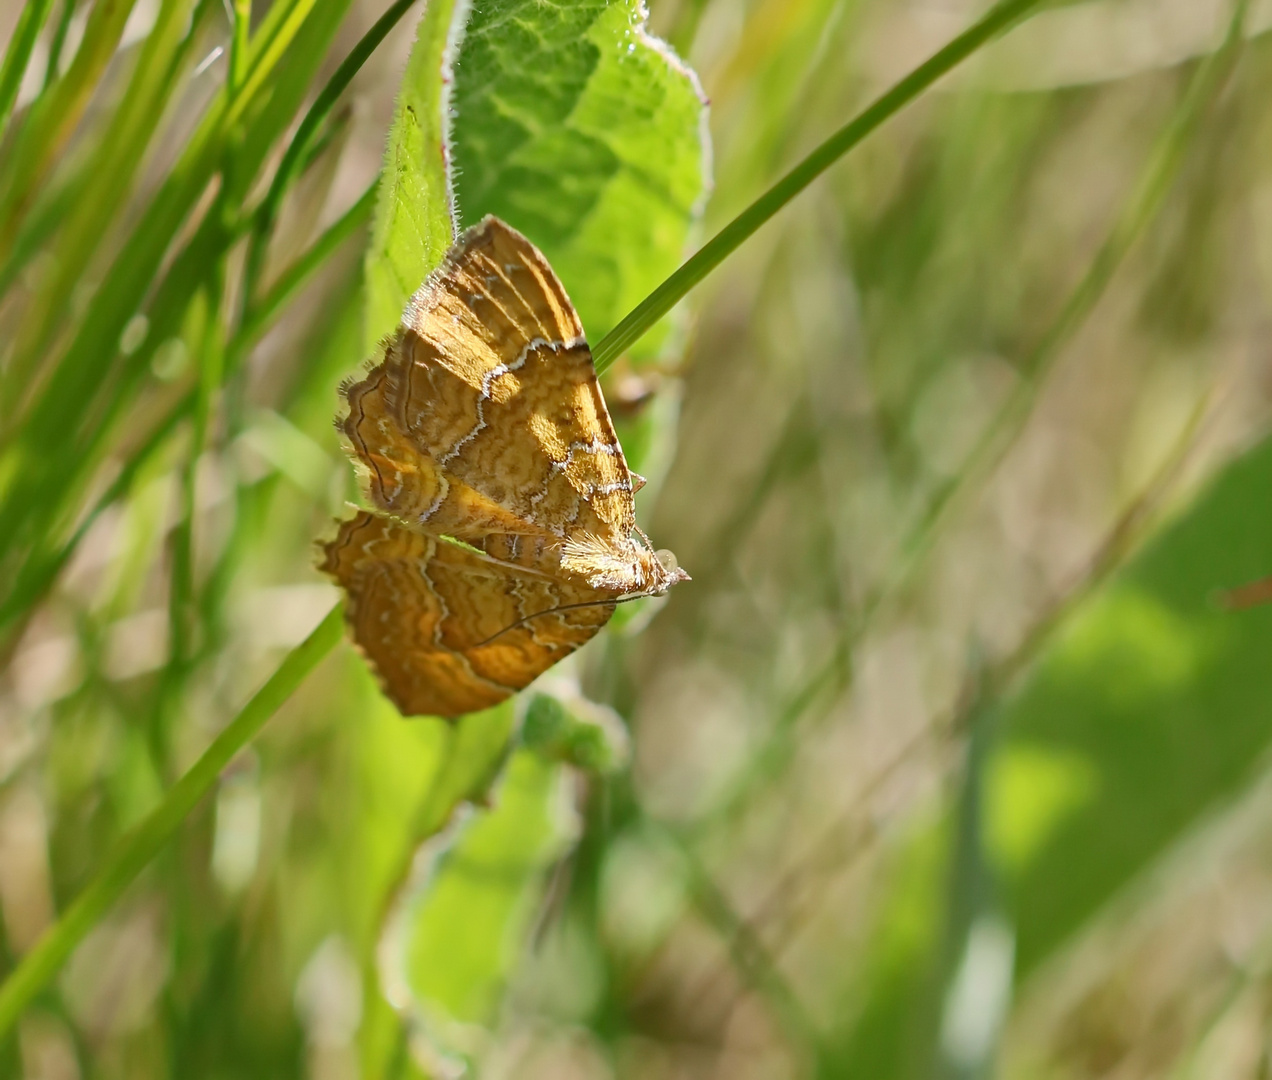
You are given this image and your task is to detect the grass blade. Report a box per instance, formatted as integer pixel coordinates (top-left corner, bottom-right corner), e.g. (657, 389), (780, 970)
(2, 0), (201, 403)
(0, 602), (345, 1039)
(0, 0), (57, 147)
(0, 0), (142, 259)
(236, 177), (377, 355)
(882, 0), (1252, 617)
(242, 0), (417, 309)
(591, 0), (1048, 373)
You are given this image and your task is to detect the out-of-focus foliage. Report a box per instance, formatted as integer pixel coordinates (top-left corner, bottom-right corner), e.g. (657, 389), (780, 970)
(393, 750), (579, 1069)
(5, 0), (1272, 1078)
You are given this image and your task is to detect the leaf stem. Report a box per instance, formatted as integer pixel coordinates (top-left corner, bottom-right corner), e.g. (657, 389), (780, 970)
(235, 177), (378, 358)
(242, 0), (417, 311)
(591, 0), (1046, 374)
(0, 402), (185, 634)
(0, 603), (345, 1039)
(42, 0), (77, 90)
(876, 0), (1251, 623)
(229, 0), (252, 92)
(0, 0), (57, 147)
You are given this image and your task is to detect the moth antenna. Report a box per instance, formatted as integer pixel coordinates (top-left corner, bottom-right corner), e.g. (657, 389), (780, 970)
(633, 524), (655, 552)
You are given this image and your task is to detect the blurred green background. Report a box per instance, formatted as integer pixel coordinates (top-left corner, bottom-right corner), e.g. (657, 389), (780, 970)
(3, 0), (1272, 1077)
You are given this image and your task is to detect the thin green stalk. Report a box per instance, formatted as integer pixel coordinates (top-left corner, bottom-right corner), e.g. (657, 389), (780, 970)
(686, 0), (1250, 841)
(0, 117), (226, 500)
(0, 602), (345, 1039)
(0, 0), (202, 304)
(235, 177), (377, 356)
(1, 0), (331, 456)
(0, 211), (233, 626)
(241, 0), (416, 311)
(0, 174), (366, 634)
(229, 0), (252, 91)
(42, 0), (77, 89)
(151, 276), (225, 768)
(0, 0), (331, 572)
(882, 0), (1250, 617)
(0, 165), (81, 300)
(0, 400), (186, 634)
(2, 0), (201, 406)
(0, 0), (57, 147)
(225, 0), (319, 131)
(0, 0), (142, 259)
(590, 0), (1048, 373)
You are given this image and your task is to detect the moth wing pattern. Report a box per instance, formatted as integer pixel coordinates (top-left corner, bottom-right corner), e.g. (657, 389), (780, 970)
(320, 512), (614, 718)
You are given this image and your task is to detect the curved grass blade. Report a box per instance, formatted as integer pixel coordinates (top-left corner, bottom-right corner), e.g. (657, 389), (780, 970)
(242, 0), (418, 310)
(2, 0), (202, 403)
(0, 0), (353, 592)
(0, 174), (375, 633)
(229, 0), (251, 92)
(0, 399), (185, 634)
(870, 0), (1254, 645)
(43, 0), (80, 90)
(591, 0), (1049, 374)
(0, 0), (141, 260)
(0, 602), (345, 1040)
(237, 177), (377, 355)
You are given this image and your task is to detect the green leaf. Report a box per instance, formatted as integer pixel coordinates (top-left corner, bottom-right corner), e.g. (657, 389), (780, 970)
(389, 749), (578, 1068)
(362, 0), (464, 350)
(449, 0), (709, 362)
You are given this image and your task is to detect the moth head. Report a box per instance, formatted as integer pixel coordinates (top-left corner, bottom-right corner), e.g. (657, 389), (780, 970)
(627, 543), (689, 595)
(649, 547), (690, 594)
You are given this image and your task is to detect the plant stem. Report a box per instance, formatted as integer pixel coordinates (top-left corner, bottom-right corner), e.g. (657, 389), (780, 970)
(591, 0), (1046, 374)
(0, 603), (345, 1039)
(877, 0), (1251, 624)
(234, 177), (378, 358)
(42, 0), (77, 90)
(241, 0), (417, 312)
(229, 0), (252, 92)
(0, 0), (57, 146)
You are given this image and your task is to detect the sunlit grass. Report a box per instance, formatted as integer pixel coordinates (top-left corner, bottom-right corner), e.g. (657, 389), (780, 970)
(1, 0), (1271, 1077)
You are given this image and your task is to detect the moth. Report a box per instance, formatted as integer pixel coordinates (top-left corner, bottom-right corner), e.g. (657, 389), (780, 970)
(321, 217), (688, 718)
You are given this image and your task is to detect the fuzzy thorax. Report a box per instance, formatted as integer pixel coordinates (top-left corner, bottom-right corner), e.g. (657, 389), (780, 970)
(560, 533), (690, 596)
